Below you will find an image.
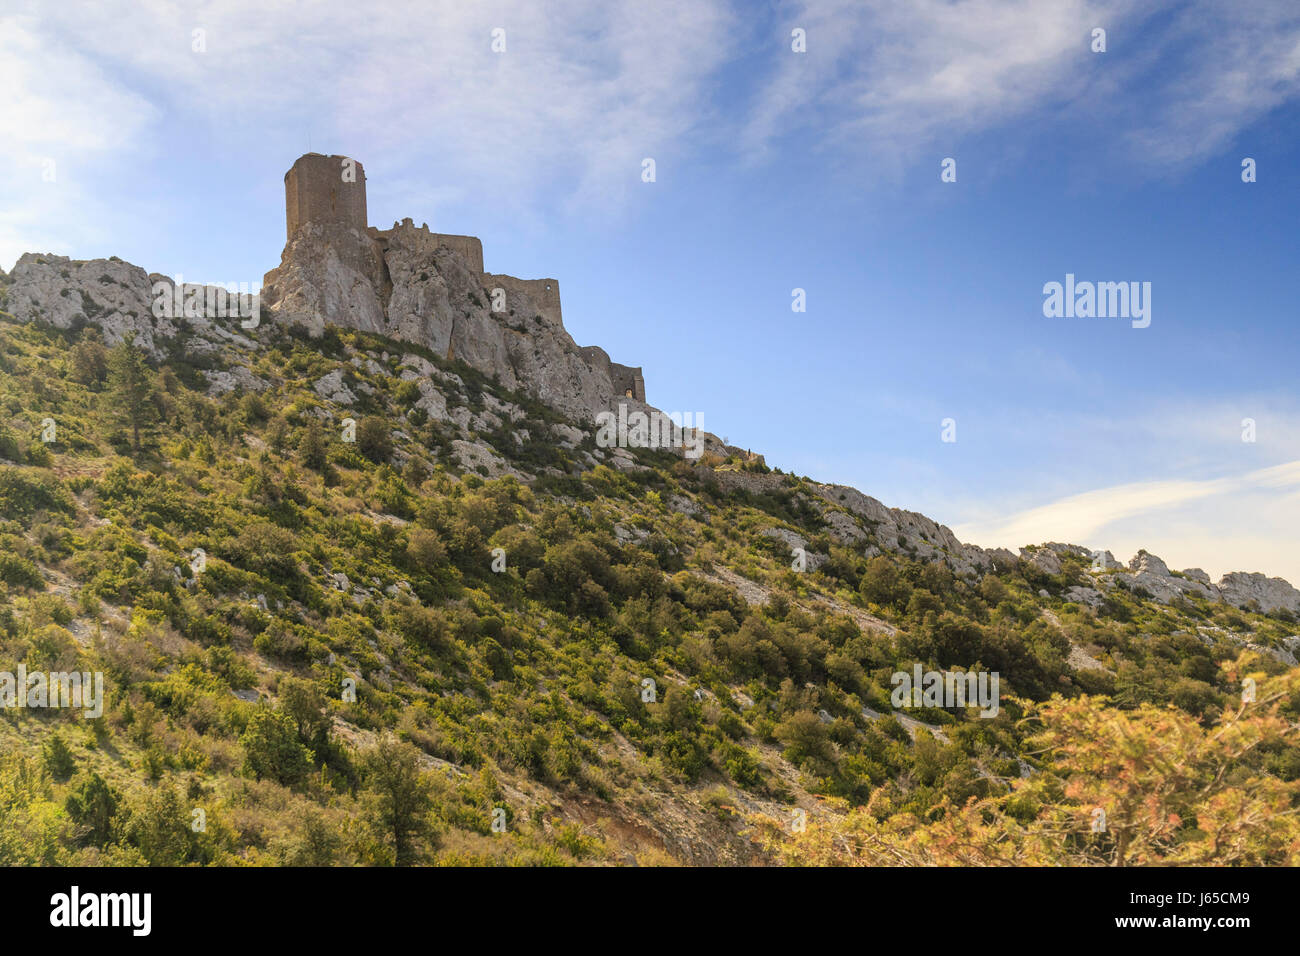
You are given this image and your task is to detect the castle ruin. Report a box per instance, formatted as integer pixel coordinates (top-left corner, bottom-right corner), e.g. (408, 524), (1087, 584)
(276, 153), (646, 402)
(284, 153), (368, 239)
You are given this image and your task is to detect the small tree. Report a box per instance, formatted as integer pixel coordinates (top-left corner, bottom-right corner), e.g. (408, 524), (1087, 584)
(356, 416), (393, 463)
(299, 419), (329, 471)
(42, 733), (76, 781)
(65, 771), (120, 845)
(124, 784), (206, 865)
(105, 333), (157, 453)
(405, 527), (447, 568)
(70, 335), (109, 386)
(362, 736), (434, 865)
(278, 677), (331, 755)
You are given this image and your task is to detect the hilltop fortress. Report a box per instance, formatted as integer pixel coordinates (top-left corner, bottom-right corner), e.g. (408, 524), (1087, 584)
(263, 154), (646, 416)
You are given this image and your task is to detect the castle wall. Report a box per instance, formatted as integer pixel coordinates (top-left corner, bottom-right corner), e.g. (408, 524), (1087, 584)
(370, 220), (485, 273)
(610, 362), (646, 402)
(285, 154), (367, 238)
(431, 234), (484, 273)
(579, 346), (645, 402)
(481, 274), (562, 327)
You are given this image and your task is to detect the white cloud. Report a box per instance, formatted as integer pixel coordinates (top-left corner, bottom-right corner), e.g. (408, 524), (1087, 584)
(0, 15), (160, 269)
(743, 0), (1300, 175)
(4, 0), (1299, 268)
(955, 460), (1300, 583)
(1, 0), (733, 219)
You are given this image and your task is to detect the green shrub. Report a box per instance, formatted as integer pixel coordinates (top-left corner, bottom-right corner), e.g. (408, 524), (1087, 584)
(240, 707), (314, 786)
(0, 553), (42, 588)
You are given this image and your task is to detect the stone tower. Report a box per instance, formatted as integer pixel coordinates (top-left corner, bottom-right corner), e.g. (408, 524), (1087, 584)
(284, 153), (367, 239)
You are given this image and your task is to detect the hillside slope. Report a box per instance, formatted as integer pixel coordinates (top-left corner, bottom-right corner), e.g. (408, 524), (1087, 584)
(0, 251), (1297, 866)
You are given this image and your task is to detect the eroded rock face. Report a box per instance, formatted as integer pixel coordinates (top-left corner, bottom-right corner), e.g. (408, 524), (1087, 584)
(808, 481), (994, 575)
(1217, 572), (1300, 613)
(313, 369), (357, 406)
(261, 223), (625, 422)
(1024, 548), (1062, 575)
(4, 254), (175, 357)
(1065, 585), (1105, 607)
(1129, 549), (1170, 577)
(261, 222), (387, 337)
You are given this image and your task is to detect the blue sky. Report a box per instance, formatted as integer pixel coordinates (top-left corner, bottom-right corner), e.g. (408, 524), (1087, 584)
(3, 0), (1299, 582)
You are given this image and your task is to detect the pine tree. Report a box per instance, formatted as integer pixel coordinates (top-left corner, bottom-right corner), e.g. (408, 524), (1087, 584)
(362, 736), (434, 865)
(299, 419), (328, 471)
(65, 772), (120, 846)
(105, 333), (157, 453)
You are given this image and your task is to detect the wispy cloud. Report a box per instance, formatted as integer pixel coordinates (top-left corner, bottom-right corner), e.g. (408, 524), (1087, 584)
(6, 0), (1300, 268)
(1, 0), (733, 232)
(955, 460), (1300, 583)
(0, 15), (159, 267)
(743, 0), (1300, 176)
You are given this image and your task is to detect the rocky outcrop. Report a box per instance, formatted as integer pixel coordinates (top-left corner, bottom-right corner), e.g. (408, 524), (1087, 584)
(261, 219), (629, 423)
(809, 482), (994, 575)
(1024, 548), (1062, 575)
(1129, 549), (1170, 576)
(261, 222), (387, 337)
(313, 369), (358, 406)
(4, 253), (176, 357)
(1085, 550), (1300, 613)
(2, 257), (266, 368)
(1217, 572), (1300, 613)
(1064, 585), (1105, 607)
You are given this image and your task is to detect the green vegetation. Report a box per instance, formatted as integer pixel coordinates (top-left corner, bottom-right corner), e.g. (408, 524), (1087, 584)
(0, 314), (1296, 866)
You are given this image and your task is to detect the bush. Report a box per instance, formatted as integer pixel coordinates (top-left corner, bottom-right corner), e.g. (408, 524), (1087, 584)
(43, 733), (77, 781)
(0, 553), (42, 588)
(65, 772), (120, 845)
(240, 707), (314, 786)
(356, 417), (394, 463)
(299, 420), (329, 471)
(0, 468), (73, 518)
(0, 428), (19, 462)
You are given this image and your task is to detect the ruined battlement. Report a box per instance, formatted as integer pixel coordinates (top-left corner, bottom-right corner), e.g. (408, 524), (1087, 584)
(482, 274), (563, 327)
(369, 219), (485, 273)
(580, 346), (646, 402)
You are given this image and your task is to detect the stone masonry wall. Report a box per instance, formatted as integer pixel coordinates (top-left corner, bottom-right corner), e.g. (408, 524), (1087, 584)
(578, 346), (645, 401)
(481, 274), (563, 327)
(285, 154), (367, 239)
(369, 220), (484, 273)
